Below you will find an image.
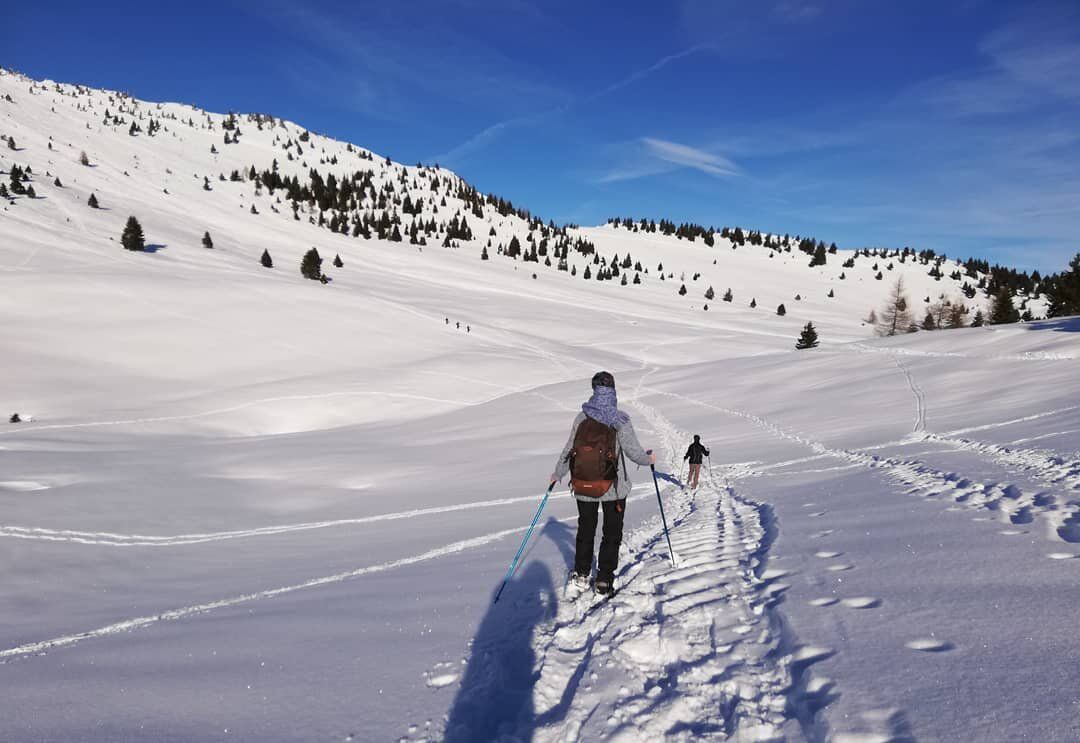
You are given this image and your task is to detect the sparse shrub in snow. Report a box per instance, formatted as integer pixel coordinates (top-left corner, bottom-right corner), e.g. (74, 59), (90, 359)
(121, 216), (145, 251)
(9, 413), (20, 423)
(877, 277), (913, 336)
(79, 150), (89, 166)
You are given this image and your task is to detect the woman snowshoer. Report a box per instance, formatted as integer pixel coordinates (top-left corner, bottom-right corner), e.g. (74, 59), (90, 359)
(551, 371), (655, 595)
(684, 435), (710, 489)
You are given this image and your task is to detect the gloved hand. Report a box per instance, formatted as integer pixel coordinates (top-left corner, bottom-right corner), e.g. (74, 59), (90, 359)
(549, 473), (559, 487)
(647, 450), (657, 466)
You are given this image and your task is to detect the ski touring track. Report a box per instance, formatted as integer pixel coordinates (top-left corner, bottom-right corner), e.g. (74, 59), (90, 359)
(647, 380), (1080, 555)
(433, 370), (835, 742)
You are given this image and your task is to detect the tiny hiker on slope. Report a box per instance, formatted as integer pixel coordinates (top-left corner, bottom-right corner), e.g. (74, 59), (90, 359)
(551, 371), (655, 596)
(684, 435), (710, 489)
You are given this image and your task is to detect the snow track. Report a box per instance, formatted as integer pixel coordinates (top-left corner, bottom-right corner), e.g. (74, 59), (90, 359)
(0, 490), (575, 547)
(647, 387), (1080, 550)
(0, 520), (566, 664)
(434, 388), (830, 741)
(893, 357), (927, 434)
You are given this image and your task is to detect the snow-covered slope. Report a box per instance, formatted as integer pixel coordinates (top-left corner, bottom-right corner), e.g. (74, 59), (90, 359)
(2, 67), (1079, 742)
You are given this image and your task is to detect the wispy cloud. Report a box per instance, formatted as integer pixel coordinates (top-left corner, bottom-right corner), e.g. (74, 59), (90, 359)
(596, 137), (740, 183)
(772, 1), (822, 22)
(259, 0), (566, 125)
(433, 44), (718, 164)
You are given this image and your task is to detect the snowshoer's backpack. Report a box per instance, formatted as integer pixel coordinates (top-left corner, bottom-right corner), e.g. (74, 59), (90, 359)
(570, 417), (618, 497)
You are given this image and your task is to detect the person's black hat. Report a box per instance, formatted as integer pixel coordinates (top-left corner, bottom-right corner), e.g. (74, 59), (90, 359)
(591, 371), (615, 389)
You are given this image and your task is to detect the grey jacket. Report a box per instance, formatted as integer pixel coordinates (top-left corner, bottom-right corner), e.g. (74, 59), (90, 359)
(554, 412), (652, 502)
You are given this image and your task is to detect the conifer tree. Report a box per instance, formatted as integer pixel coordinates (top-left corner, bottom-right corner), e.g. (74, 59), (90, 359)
(54, 177), (62, 187)
(795, 322), (819, 349)
(121, 216), (145, 251)
(723, 288), (733, 302)
(88, 192), (99, 208)
(6, 136), (14, 151)
(481, 246), (489, 260)
(704, 286), (715, 300)
(583, 265), (591, 280)
(989, 288), (1020, 325)
(750, 298), (757, 308)
(776, 303), (786, 316)
(333, 254), (343, 268)
(25, 185), (35, 198)
(1047, 253), (1080, 317)
(80, 151), (90, 166)
(202, 231), (213, 249)
(301, 247), (322, 280)
(260, 249), (273, 268)
(678, 283), (687, 296)
(971, 309), (985, 327)
(0, 183), (7, 199)
(922, 310), (936, 330)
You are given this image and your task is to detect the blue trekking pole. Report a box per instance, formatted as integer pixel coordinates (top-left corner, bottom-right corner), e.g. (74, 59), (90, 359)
(650, 462), (677, 567)
(493, 482), (555, 604)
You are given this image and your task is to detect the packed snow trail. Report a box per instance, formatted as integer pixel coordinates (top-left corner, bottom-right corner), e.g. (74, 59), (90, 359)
(431, 384), (831, 742)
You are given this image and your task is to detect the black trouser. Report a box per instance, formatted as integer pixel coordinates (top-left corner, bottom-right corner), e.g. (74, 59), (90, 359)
(574, 499), (626, 582)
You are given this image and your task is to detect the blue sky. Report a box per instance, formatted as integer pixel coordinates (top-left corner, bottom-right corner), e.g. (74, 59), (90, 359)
(9, 0), (1079, 272)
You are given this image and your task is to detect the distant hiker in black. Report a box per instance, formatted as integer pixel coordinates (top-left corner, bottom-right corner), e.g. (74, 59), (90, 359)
(551, 371), (654, 595)
(684, 435), (709, 489)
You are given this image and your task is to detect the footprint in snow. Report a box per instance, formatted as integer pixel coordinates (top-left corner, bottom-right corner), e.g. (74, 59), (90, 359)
(808, 511), (827, 518)
(840, 597), (881, 609)
(827, 564), (854, 572)
(1047, 553), (1076, 560)
(814, 551), (842, 559)
(906, 638), (954, 652)
(422, 661), (459, 689)
(810, 597), (838, 607)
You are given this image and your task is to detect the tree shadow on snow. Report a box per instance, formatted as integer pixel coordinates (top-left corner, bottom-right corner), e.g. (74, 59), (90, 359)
(1031, 317), (1080, 333)
(143, 243), (167, 254)
(444, 561), (555, 742)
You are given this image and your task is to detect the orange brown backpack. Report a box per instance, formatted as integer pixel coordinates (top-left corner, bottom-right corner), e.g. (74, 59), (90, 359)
(569, 417), (619, 497)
